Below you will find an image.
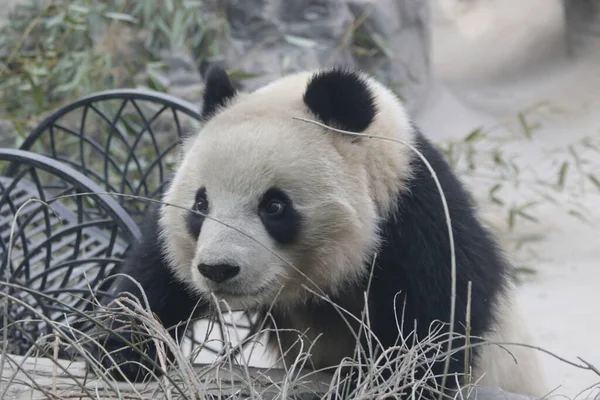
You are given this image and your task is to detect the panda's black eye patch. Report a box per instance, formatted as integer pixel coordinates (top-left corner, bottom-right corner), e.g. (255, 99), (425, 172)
(186, 187), (208, 238)
(193, 188), (209, 214)
(259, 188), (302, 244)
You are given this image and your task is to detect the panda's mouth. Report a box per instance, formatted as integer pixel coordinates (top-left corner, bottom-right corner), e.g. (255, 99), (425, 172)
(207, 283), (273, 299)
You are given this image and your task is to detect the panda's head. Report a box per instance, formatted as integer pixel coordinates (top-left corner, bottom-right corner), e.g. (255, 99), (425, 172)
(159, 67), (415, 310)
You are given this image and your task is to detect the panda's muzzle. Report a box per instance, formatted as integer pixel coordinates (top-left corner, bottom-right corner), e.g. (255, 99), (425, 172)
(197, 263), (240, 283)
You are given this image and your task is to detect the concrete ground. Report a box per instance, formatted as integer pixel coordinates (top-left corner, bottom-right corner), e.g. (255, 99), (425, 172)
(417, 1), (600, 398)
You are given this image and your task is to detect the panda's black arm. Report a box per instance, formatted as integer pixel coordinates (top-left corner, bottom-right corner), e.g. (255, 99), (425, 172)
(358, 131), (509, 398)
(93, 205), (208, 382)
(111, 206), (206, 329)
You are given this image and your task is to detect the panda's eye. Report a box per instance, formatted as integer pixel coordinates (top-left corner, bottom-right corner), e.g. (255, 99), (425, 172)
(259, 189), (290, 220)
(258, 187), (302, 244)
(195, 199), (208, 213)
(193, 188), (209, 214)
(263, 198), (285, 217)
(187, 187), (208, 238)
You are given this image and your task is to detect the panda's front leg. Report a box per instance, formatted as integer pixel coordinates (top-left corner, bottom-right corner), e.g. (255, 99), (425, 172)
(90, 269), (207, 382)
(88, 206), (208, 382)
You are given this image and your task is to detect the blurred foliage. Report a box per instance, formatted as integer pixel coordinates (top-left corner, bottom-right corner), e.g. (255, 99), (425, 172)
(1, 1), (598, 281)
(0, 0), (222, 139)
(437, 104), (600, 277)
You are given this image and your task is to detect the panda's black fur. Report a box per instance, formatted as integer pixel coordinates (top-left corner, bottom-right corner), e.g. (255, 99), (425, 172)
(200, 66), (237, 121)
(360, 129), (509, 387)
(303, 68), (377, 134)
(93, 67), (521, 399)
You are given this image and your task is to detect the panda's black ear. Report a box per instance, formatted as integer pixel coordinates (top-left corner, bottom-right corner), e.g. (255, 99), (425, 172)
(201, 66), (237, 121)
(303, 68), (376, 136)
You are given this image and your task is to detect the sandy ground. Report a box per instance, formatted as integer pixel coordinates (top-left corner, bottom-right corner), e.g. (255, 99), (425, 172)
(190, 2), (600, 399)
(4, 0), (588, 396)
(416, 1), (600, 399)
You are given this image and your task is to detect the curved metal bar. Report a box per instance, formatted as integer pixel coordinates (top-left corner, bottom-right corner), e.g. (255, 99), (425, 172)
(19, 88), (201, 151)
(5, 90), (260, 360)
(12, 89), (204, 223)
(0, 149), (146, 356)
(0, 149), (141, 242)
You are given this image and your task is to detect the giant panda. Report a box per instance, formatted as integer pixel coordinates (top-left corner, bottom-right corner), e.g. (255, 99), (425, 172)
(94, 66), (547, 399)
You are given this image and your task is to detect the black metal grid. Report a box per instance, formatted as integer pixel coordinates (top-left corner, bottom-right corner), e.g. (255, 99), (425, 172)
(15, 89), (204, 223)
(0, 149), (140, 357)
(9, 89), (258, 362)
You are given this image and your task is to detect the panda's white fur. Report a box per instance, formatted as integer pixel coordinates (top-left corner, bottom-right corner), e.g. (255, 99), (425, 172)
(473, 288), (547, 395)
(160, 71), (413, 309)
(97, 67), (547, 399)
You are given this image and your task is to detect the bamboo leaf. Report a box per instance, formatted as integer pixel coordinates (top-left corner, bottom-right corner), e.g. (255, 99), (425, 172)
(556, 161), (569, 190)
(517, 112), (540, 139)
(284, 35), (317, 49)
(515, 266), (537, 275)
(226, 70), (260, 80)
(489, 184), (504, 206)
(464, 127), (483, 143)
(165, 0), (175, 14)
(508, 209), (517, 231)
(103, 12), (138, 23)
(370, 32), (393, 57)
(568, 209), (588, 223)
(184, 1), (204, 8)
(588, 174), (600, 191)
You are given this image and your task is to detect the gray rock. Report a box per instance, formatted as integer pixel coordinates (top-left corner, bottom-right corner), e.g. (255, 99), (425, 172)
(348, 0), (432, 112)
(2, 0), (433, 147)
(215, 0), (356, 88)
(0, 120), (15, 148)
(157, 45), (206, 103)
(201, 0), (432, 113)
(563, 0), (600, 56)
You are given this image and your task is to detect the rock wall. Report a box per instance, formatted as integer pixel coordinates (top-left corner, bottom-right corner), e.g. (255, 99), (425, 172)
(192, 0), (433, 114)
(563, 0), (600, 56)
(1, 0), (432, 148)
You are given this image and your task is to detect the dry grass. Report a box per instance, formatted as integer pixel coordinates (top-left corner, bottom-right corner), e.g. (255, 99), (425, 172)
(2, 120), (600, 399)
(2, 2), (600, 399)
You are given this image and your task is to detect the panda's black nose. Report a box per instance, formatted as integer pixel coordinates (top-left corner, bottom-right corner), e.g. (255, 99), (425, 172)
(197, 263), (240, 283)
